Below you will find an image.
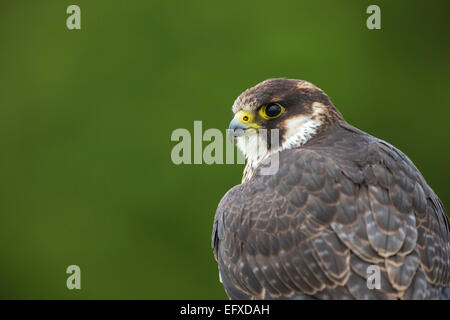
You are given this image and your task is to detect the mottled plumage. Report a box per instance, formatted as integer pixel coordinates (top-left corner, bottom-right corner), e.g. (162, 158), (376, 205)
(212, 78), (450, 299)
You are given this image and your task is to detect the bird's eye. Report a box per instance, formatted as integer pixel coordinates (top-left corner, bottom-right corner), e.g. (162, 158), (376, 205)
(266, 104), (281, 117)
(260, 103), (285, 119)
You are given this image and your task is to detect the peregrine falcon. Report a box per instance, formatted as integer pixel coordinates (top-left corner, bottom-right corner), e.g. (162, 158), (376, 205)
(212, 78), (450, 300)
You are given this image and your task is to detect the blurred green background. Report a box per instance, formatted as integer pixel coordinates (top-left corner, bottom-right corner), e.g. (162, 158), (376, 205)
(0, 0), (449, 299)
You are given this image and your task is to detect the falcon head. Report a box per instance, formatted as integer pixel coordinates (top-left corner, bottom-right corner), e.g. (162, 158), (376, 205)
(229, 78), (343, 164)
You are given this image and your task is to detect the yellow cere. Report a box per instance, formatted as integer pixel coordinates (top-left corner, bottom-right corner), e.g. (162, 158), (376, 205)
(235, 110), (262, 129)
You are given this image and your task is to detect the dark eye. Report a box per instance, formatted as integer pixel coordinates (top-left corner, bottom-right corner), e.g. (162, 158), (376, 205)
(266, 104), (281, 117)
(259, 103), (285, 119)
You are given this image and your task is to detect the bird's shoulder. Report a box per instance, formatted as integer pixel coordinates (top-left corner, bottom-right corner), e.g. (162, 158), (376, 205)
(212, 122), (450, 299)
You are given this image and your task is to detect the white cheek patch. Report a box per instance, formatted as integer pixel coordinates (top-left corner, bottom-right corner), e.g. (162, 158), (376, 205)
(236, 132), (268, 166)
(235, 116), (322, 168)
(281, 115), (322, 151)
(236, 104), (325, 182)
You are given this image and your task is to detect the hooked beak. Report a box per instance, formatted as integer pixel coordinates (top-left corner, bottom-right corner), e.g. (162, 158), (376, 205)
(228, 110), (263, 142)
(228, 116), (250, 141)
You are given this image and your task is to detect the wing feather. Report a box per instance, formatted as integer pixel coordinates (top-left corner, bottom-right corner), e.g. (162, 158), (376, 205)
(212, 125), (450, 299)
